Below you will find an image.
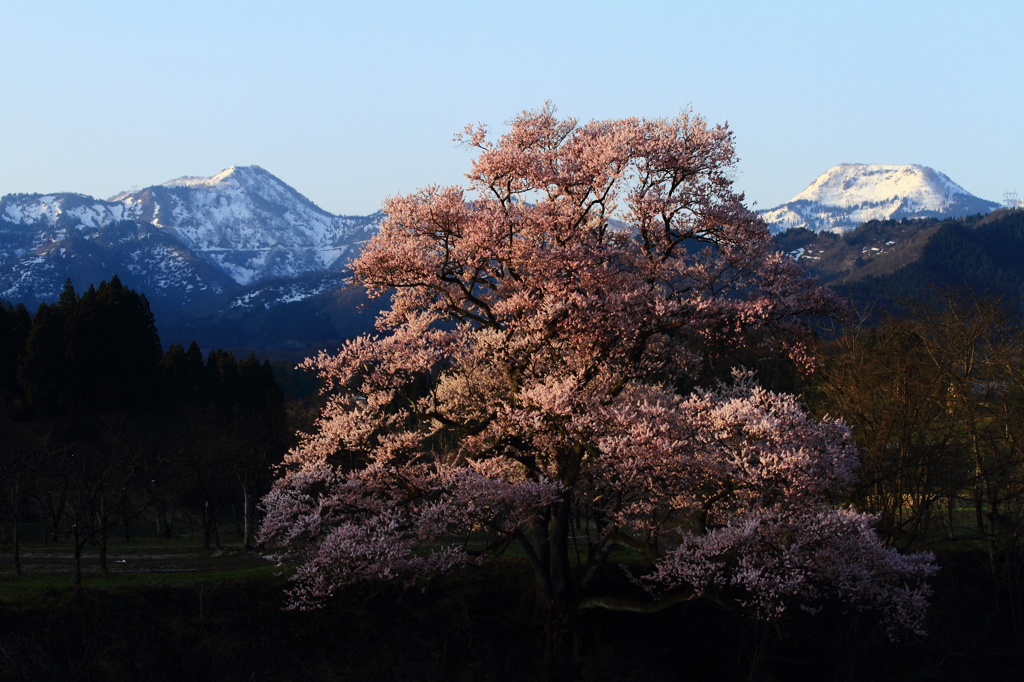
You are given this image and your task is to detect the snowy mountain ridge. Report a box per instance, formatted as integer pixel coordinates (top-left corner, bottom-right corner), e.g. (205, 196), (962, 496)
(1, 166), (381, 288)
(760, 164), (1000, 234)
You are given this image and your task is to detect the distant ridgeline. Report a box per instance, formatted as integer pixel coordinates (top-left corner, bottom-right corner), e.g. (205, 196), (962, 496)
(774, 208), (1024, 318)
(0, 166), (385, 356)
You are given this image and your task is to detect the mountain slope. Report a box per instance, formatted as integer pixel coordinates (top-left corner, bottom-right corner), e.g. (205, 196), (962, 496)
(1, 166), (380, 290)
(773, 208), (1024, 317)
(0, 167), (386, 353)
(0, 212), (235, 308)
(761, 164), (999, 234)
(115, 166), (379, 284)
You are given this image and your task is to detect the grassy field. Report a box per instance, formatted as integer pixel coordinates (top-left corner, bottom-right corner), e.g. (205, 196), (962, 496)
(0, 526), (278, 604)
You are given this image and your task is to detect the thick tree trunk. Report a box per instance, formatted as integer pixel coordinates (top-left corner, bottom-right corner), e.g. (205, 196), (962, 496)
(541, 599), (580, 682)
(532, 495), (582, 680)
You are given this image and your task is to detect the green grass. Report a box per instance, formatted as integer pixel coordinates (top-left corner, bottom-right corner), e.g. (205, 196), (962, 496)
(0, 527), (283, 604)
(0, 563), (282, 603)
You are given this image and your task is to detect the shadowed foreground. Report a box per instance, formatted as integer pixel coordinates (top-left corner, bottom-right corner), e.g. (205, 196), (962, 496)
(0, 551), (1021, 682)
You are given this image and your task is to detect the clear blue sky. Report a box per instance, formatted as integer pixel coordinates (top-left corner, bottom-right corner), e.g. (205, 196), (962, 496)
(2, 0), (1021, 215)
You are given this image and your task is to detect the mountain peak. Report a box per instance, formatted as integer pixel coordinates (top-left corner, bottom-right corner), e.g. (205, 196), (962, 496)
(792, 164), (970, 209)
(761, 164), (998, 234)
(161, 165), (273, 190)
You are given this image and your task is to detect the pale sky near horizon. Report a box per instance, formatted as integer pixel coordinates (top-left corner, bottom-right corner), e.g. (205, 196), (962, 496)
(1, 0), (1021, 216)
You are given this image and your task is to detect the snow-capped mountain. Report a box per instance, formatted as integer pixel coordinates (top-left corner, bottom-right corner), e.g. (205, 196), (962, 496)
(0, 167), (382, 308)
(0, 167), (385, 351)
(1, 166), (380, 289)
(760, 164), (1000, 234)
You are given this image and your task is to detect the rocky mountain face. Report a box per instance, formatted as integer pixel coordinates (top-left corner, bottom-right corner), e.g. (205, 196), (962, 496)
(760, 164), (1000, 234)
(0, 167), (383, 353)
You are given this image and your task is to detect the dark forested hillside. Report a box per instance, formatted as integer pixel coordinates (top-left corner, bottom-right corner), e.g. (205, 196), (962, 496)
(775, 208), (1024, 317)
(838, 209), (1024, 313)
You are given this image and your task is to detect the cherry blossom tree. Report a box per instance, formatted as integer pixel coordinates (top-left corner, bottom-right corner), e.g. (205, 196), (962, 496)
(260, 105), (934, 665)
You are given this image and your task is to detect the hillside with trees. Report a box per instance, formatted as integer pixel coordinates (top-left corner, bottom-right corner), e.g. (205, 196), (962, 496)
(774, 208), (1024, 318)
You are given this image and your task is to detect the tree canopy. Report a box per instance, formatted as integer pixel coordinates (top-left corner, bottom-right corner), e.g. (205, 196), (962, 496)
(259, 106), (935, 665)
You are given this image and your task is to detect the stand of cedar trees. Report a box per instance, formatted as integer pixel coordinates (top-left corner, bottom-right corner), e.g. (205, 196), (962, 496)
(0, 277), (288, 589)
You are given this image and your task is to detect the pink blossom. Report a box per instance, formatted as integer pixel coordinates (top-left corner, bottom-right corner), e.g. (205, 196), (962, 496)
(260, 104), (931, 632)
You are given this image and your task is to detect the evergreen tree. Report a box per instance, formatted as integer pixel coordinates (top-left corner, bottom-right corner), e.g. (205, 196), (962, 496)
(0, 301), (31, 407)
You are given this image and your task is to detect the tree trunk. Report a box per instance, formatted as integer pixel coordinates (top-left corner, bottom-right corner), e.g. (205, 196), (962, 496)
(72, 523), (83, 596)
(541, 598), (580, 682)
(98, 496), (108, 573)
(156, 508), (175, 539)
(986, 486), (999, 566)
(202, 499), (212, 551)
(242, 483), (255, 551)
(12, 518), (20, 576)
(974, 487), (985, 536)
(947, 492), (956, 540)
(48, 490), (66, 543)
(121, 494), (131, 542)
(230, 497), (242, 538)
(12, 475), (21, 576)
(535, 495), (582, 680)
(99, 523), (108, 574)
